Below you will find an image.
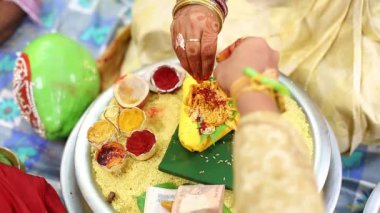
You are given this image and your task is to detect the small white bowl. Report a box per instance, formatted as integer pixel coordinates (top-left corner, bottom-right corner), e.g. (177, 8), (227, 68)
(150, 65), (185, 93)
(95, 141), (127, 172)
(126, 129), (157, 161)
(114, 75), (149, 108)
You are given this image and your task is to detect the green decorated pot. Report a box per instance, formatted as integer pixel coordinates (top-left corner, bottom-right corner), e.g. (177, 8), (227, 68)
(13, 33), (100, 140)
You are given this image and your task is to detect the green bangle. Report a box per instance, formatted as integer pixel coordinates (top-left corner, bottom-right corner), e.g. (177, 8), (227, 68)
(243, 67), (290, 96)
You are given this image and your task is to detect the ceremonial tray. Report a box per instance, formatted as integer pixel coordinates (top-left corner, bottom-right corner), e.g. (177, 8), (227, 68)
(62, 60), (338, 212)
(61, 114), (342, 213)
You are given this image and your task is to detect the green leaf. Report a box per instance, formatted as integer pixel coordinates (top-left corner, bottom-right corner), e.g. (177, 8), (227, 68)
(136, 192), (146, 213)
(228, 100), (234, 106)
(136, 182), (178, 213)
(159, 128), (234, 190)
(0, 153), (12, 166)
(154, 182), (178, 189)
(223, 204), (232, 213)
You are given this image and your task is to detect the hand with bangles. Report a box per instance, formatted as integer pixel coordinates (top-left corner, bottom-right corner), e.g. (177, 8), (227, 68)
(171, 0), (227, 82)
(214, 37), (281, 115)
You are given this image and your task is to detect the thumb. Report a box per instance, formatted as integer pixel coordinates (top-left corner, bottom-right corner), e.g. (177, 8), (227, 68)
(216, 37), (247, 62)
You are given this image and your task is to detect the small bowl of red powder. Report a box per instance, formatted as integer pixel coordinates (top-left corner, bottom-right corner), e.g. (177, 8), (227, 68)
(150, 65), (182, 93)
(126, 129), (157, 161)
(96, 141), (127, 172)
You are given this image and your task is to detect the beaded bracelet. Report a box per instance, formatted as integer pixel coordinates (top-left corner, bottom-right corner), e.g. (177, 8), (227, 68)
(230, 67), (290, 112)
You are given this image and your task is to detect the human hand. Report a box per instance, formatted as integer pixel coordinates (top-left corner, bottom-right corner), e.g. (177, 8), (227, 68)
(171, 5), (221, 82)
(213, 37), (281, 114)
(0, 1), (25, 44)
(214, 37), (280, 95)
(214, 37), (280, 114)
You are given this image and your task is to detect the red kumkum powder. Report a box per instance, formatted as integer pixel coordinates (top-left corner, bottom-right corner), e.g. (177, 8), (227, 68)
(193, 86), (227, 108)
(126, 130), (156, 156)
(152, 66), (180, 91)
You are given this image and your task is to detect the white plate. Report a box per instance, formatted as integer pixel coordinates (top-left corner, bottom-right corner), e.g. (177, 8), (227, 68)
(61, 108), (92, 213)
(364, 183), (380, 213)
(73, 60), (333, 212)
(323, 121), (342, 213)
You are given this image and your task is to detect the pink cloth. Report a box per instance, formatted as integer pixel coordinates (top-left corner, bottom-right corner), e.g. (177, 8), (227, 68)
(5, 0), (40, 23)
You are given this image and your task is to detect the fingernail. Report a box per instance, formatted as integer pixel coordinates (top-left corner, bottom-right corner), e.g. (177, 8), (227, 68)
(216, 54), (223, 62)
(216, 54), (227, 63)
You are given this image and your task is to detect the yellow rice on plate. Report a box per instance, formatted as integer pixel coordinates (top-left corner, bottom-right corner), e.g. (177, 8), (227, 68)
(90, 90), (313, 213)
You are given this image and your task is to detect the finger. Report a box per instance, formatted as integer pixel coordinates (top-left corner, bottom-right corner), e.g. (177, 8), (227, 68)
(216, 37), (247, 62)
(213, 64), (221, 81)
(270, 51), (280, 79)
(264, 49), (279, 71)
(185, 40), (202, 81)
(200, 31), (218, 81)
(185, 31), (202, 81)
(263, 68), (279, 80)
(273, 50), (280, 69)
(172, 24), (190, 72)
(170, 22), (177, 52)
(213, 66), (229, 94)
(215, 44), (233, 63)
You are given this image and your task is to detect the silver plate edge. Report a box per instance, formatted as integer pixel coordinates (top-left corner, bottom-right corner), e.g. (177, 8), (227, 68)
(279, 75), (331, 191)
(363, 184), (380, 213)
(323, 120), (342, 213)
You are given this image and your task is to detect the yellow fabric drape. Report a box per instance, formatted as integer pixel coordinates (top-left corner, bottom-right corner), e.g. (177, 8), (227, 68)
(121, 0), (380, 153)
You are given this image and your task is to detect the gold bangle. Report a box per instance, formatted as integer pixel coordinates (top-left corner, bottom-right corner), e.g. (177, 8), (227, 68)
(236, 85), (277, 104)
(230, 77), (252, 100)
(239, 85), (276, 99)
(173, 0), (224, 26)
(276, 94), (286, 113)
(230, 76), (286, 112)
(230, 77), (272, 99)
(173, 0), (223, 18)
(231, 78), (275, 103)
(173, 0), (224, 32)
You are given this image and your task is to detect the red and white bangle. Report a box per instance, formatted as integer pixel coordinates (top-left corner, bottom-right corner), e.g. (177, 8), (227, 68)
(212, 0), (228, 17)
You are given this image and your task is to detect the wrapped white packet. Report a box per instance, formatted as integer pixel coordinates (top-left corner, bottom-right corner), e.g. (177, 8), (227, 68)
(172, 185), (225, 213)
(144, 187), (177, 213)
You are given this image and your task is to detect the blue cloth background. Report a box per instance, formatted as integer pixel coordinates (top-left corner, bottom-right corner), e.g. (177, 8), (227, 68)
(0, 0), (379, 212)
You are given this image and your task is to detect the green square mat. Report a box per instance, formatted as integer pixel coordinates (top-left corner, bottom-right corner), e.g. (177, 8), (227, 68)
(159, 127), (234, 190)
